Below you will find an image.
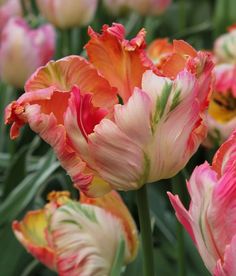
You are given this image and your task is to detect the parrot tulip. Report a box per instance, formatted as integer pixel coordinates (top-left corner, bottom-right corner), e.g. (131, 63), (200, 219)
(5, 23), (213, 196)
(13, 190), (138, 275)
(168, 130), (236, 275)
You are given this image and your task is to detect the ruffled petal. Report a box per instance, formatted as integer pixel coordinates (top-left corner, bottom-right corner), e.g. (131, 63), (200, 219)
(25, 55), (117, 108)
(12, 209), (56, 270)
(85, 23), (154, 102)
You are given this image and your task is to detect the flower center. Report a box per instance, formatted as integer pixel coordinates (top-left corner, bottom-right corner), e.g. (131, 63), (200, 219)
(208, 91), (236, 122)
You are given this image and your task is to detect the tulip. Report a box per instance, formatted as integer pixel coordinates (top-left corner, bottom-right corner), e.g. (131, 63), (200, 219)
(5, 23), (213, 197)
(36, 0), (98, 29)
(103, 0), (131, 16)
(0, 0), (22, 33)
(0, 17), (56, 88)
(214, 26), (236, 64)
(204, 64), (236, 147)
(13, 190), (138, 275)
(168, 130), (236, 275)
(130, 0), (172, 15)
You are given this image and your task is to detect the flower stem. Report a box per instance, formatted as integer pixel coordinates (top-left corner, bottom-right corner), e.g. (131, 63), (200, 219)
(136, 185), (155, 276)
(179, 0), (186, 31)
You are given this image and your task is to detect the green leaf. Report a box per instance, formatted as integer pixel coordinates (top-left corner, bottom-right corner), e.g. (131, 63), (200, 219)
(0, 150), (59, 225)
(3, 146), (27, 197)
(110, 237), (125, 276)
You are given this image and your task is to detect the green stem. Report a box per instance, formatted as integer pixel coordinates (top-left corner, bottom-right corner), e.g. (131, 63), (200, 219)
(179, 0), (186, 31)
(136, 185), (155, 276)
(172, 175), (186, 276)
(61, 29), (71, 57)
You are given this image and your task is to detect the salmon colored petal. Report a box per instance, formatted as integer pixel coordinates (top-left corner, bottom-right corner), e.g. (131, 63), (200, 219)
(147, 38), (173, 66)
(50, 201), (129, 275)
(25, 55), (117, 108)
(80, 190), (138, 261)
(85, 23), (154, 103)
(12, 210), (56, 270)
(159, 53), (186, 79)
(173, 40), (197, 57)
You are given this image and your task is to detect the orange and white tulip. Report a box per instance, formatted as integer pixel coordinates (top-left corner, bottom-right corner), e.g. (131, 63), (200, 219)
(36, 0), (98, 29)
(168, 130), (236, 275)
(5, 24), (213, 196)
(0, 17), (55, 88)
(13, 191), (138, 275)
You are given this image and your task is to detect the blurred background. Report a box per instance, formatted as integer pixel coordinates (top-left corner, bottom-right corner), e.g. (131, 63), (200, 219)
(0, 0), (235, 275)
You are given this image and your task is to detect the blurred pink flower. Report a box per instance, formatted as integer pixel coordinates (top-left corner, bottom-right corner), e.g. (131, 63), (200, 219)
(5, 24), (213, 197)
(204, 64), (236, 147)
(168, 130), (236, 275)
(36, 0), (98, 29)
(0, 0), (22, 33)
(0, 17), (55, 88)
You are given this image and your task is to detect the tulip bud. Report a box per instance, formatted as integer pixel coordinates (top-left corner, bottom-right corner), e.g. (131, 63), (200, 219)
(0, 17), (55, 88)
(0, 0), (22, 33)
(36, 0), (98, 29)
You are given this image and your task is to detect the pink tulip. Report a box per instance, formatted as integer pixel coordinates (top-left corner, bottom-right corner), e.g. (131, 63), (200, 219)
(168, 130), (236, 275)
(36, 0), (98, 29)
(13, 191), (138, 274)
(204, 64), (236, 147)
(0, 0), (22, 33)
(0, 17), (56, 88)
(5, 23), (213, 197)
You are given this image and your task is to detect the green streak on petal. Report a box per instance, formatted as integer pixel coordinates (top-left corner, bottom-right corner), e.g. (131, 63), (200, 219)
(170, 89), (181, 112)
(152, 82), (172, 133)
(67, 201), (98, 224)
